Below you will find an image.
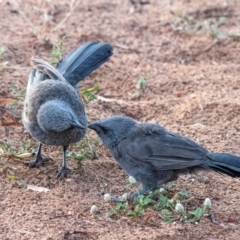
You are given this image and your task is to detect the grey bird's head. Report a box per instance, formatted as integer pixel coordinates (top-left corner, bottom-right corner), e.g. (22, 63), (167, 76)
(37, 100), (85, 134)
(88, 116), (136, 147)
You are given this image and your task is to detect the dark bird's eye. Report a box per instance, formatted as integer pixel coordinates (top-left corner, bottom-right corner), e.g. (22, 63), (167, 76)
(101, 127), (108, 133)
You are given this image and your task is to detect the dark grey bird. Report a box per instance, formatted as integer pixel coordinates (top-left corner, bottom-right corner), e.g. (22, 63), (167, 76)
(89, 116), (240, 199)
(23, 42), (113, 178)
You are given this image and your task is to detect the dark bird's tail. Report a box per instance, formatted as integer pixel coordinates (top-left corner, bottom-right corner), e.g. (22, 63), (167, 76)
(201, 153), (240, 177)
(56, 42), (113, 86)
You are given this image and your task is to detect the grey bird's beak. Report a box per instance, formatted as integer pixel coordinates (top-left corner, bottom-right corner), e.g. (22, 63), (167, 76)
(71, 121), (85, 129)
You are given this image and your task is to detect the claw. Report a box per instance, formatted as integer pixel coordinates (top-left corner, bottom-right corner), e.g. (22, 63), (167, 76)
(57, 165), (68, 179)
(27, 155), (51, 168)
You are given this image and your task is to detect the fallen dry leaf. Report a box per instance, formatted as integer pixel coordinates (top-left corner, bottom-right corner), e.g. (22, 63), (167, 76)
(26, 185), (50, 193)
(175, 92), (185, 98)
(0, 98), (16, 105)
(0, 105), (22, 126)
(14, 152), (33, 159)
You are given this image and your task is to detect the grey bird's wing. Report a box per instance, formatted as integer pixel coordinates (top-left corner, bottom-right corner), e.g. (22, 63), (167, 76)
(26, 57), (68, 93)
(24, 57), (73, 123)
(118, 123), (209, 170)
(31, 57), (68, 82)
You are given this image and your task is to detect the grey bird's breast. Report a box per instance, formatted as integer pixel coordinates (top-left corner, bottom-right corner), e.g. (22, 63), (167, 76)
(22, 80), (87, 146)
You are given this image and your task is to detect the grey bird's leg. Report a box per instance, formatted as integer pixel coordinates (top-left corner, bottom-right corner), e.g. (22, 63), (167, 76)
(57, 145), (68, 179)
(28, 143), (51, 168)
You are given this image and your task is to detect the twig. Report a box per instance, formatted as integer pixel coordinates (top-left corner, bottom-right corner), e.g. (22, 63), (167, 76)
(11, 229), (34, 235)
(53, 0), (81, 30)
(199, 102), (204, 111)
(113, 44), (129, 50)
(3, 66), (31, 70)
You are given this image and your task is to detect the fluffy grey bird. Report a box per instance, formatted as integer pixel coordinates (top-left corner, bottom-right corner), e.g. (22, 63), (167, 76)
(23, 42), (113, 178)
(89, 116), (240, 199)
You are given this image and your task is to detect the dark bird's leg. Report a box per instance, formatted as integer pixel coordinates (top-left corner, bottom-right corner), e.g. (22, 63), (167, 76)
(112, 170), (179, 202)
(57, 145), (68, 179)
(129, 171), (179, 200)
(28, 143), (51, 168)
(110, 188), (152, 202)
(128, 189), (152, 200)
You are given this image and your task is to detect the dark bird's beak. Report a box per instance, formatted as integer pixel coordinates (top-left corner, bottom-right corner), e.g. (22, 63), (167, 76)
(88, 123), (96, 130)
(71, 121), (85, 129)
(88, 123), (98, 131)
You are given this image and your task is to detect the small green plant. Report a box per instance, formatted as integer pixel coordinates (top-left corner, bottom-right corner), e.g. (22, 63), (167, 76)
(104, 177), (212, 223)
(0, 140), (17, 155)
(10, 85), (26, 108)
(50, 37), (66, 66)
(0, 47), (8, 70)
(170, 10), (240, 40)
(0, 139), (35, 160)
(81, 85), (99, 104)
(136, 77), (147, 90)
(6, 85), (26, 122)
(0, 158), (27, 187)
(67, 132), (101, 168)
(0, 47), (4, 57)
(20, 139), (35, 152)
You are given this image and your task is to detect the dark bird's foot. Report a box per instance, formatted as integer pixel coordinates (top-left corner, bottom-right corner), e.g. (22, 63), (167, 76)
(28, 155), (51, 168)
(110, 197), (124, 203)
(110, 189), (152, 202)
(57, 165), (68, 179)
(128, 189), (152, 200)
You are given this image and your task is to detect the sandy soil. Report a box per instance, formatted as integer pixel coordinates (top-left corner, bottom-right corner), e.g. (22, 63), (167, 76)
(1, 0), (240, 239)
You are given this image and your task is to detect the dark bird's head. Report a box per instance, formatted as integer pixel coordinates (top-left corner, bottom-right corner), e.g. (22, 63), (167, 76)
(37, 100), (86, 134)
(88, 116), (136, 147)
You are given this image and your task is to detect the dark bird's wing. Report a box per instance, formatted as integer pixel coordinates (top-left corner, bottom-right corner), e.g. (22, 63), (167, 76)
(118, 124), (209, 170)
(56, 42), (113, 86)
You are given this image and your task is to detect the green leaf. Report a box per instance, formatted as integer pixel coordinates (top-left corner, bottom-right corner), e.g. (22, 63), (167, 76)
(163, 217), (175, 223)
(174, 188), (190, 201)
(127, 210), (138, 217)
(143, 196), (156, 205)
(124, 183), (134, 189)
(137, 77), (147, 89)
(116, 202), (128, 211)
(161, 209), (173, 218)
(0, 47), (5, 57)
(187, 207), (205, 222)
(134, 204), (145, 212)
(106, 210), (117, 217)
(81, 85), (99, 104)
(135, 195), (145, 205)
(127, 207), (144, 217)
(154, 194), (173, 211)
(179, 189), (190, 199)
(50, 37), (66, 63)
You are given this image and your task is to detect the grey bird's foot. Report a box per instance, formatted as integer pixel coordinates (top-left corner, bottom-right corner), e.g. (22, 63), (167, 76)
(28, 155), (51, 168)
(57, 165), (68, 179)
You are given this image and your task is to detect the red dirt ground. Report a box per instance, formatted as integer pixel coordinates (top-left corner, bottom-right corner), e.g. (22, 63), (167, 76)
(1, 0), (240, 239)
